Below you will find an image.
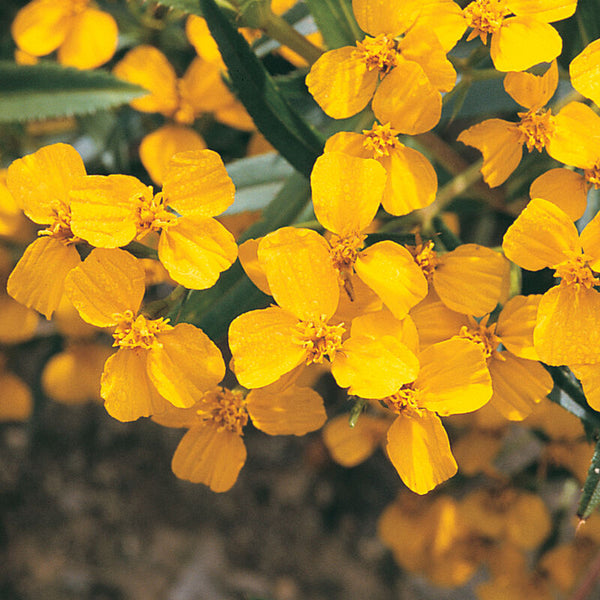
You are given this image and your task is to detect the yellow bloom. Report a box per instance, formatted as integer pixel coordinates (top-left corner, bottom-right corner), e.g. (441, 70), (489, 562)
(570, 37), (600, 108)
(306, 0), (455, 133)
(64, 247), (225, 421)
(229, 226), (420, 397)
(0, 355), (32, 422)
(324, 122), (438, 216)
(412, 292), (553, 420)
(406, 238), (510, 316)
(462, 0), (576, 72)
(153, 377), (326, 492)
(458, 60), (559, 187)
(6, 143), (87, 319)
(311, 152), (428, 317)
(11, 0), (118, 69)
(69, 149), (238, 290)
(503, 197), (600, 365)
(114, 45), (253, 184)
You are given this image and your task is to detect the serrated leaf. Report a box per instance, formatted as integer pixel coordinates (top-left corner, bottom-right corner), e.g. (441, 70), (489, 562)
(0, 62), (147, 123)
(176, 172), (311, 338)
(578, 439), (600, 520)
(305, 0), (362, 49)
(199, 0), (325, 177)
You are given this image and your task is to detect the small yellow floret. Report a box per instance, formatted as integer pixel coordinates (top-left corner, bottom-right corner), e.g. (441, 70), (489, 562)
(362, 122), (401, 158)
(134, 191), (177, 238)
(39, 200), (79, 245)
(457, 315), (502, 361)
(329, 232), (366, 271)
(353, 34), (399, 74)
(407, 239), (439, 281)
(463, 0), (510, 44)
(293, 317), (345, 364)
(384, 383), (422, 416)
(517, 108), (555, 152)
(584, 162), (600, 189)
(554, 254), (600, 289)
(197, 387), (248, 435)
(112, 310), (172, 350)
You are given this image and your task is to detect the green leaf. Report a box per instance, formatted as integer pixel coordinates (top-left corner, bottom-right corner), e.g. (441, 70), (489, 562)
(151, 0), (237, 18)
(578, 438), (600, 520)
(305, 0), (362, 49)
(176, 172), (311, 339)
(199, 0), (325, 177)
(0, 62), (147, 123)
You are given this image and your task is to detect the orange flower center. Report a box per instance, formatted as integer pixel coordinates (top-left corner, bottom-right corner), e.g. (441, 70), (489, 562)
(197, 387), (248, 435)
(329, 232), (366, 271)
(584, 162), (600, 189)
(39, 200), (80, 245)
(458, 316), (502, 361)
(554, 254), (599, 289)
(293, 317), (345, 364)
(407, 239), (439, 281)
(134, 191), (177, 239)
(353, 34), (399, 74)
(517, 108), (555, 152)
(463, 0), (510, 44)
(384, 383), (422, 416)
(362, 122), (401, 158)
(112, 310), (172, 350)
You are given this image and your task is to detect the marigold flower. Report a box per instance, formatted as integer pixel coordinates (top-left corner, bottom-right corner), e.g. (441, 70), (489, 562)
(11, 0), (118, 69)
(114, 46), (253, 184)
(461, 0), (577, 72)
(64, 247), (225, 421)
(6, 143), (87, 319)
(305, 0), (455, 133)
(69, 149), (238, 290)
(324, 122), (438, 216)
(503, 197), (600, 366)
(153, 377), (326, 492)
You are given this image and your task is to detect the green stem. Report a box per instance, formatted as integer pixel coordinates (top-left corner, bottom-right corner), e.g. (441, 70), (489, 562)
(144, 285), (188, 319)
(262, 12), (324, 65)
(338, 0), (363, 41)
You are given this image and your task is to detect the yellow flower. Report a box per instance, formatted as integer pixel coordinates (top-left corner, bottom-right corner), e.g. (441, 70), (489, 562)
(153, 377), (326, 492)
(412, 292), (553, 420)
(570, 37), (600, 108)
(229, 226), (420, 397)
(0, 354), (32, 422)
(64, 247), (225, 421)
(6, 143), (87, 319)
(306, 0), (455, 133)
(458, 60), (559, 187)
(11, 0), (118, 69)
(324, 122), (438, 216)
(406, 237), (510, 317)
(311, 151), (428, 317)
(69, 149), (238, 290)
(503, 197), (600, 365)
(462, 0), (577, 72)
(114, 45), (253, 184)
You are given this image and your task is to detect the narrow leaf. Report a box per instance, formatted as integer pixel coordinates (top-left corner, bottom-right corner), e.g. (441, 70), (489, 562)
(305, 0), (362, 49)
(0, 62), (147, 123)
(199, 0), (325, 177)
(578, 439), (600, 520)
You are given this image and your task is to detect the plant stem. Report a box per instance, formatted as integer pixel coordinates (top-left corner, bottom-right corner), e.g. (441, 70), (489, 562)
(262, 12), (323, 65)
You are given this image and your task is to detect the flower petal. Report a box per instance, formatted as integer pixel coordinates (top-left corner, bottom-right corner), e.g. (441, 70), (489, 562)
(351, 309), (420, 354)
(140, 125), (206, 186)
(491, 17), (562, 72)
(418, 338), (492, 415)
(0, 295), (38, 343)
(502, 198), (580, 271)
(258, 227), (339, 322)
(386, 411), (458, 495)
(457, 119), (523, 187)
(503, 59), (558, 109)
(570, 38), (600, 106)
(0, 373), (32, 421)
(496, 294), (542, 360)
(238, 238), (271, 295)
(311, 152), (386, 236)
(355, 241), (428, 319)
(534, 285), (600, 365)
(7, 237), (81, 319)
(57, 8), (118, 69)
(246, 384), (326, 435)
(507, 0), (577, 22)
(171, 425), (246, 492)
(228, 306), (307, 389)
(434, 244), (510, 317)
(158, 216), (237, 290)
(530, 168), (588, 221)
(64, 248), (145, 327)
(372, 59), (442, 134)
(581, 212), (600, 272)
(352, 0), (420, 35)
(306, 46), (378, 119)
